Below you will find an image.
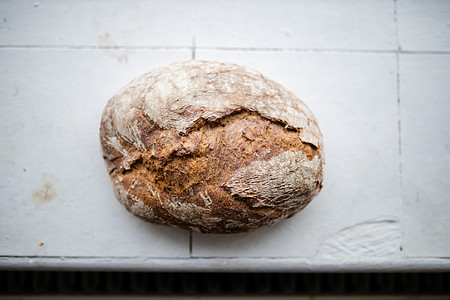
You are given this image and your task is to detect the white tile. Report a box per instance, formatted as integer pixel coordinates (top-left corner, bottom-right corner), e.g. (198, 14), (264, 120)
(397, 0), (450, 51)
(400, 54), (450, 257)
(0, 0), (194, 47)
(1, 0), (396, 50)
(192, 51), (401, 258)
(193, 0), (396, 50)
(0, 49), (191, 257)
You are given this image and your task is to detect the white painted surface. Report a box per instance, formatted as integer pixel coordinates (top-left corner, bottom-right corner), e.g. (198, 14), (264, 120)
(0, 0), (449, 271)
(397, 0), (450, 51)
(0, 0), (395, 50)
(192, 51), (401, 258)
(194, 0), (396, 50)
(400, 54), (450, 257)
(0, 0), (195, 47)
(0, 49), (191, 257)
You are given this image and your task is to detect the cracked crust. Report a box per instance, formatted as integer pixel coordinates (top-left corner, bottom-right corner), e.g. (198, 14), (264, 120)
(100, 60), (324, 233)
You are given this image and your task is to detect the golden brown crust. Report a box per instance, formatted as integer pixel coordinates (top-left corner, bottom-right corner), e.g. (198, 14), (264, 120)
(101, 110), (322, 233)
(100, 61), (324, 233)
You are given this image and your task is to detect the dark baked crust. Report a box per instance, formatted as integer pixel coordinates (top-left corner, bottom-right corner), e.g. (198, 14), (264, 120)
(100, 61), (324, 233)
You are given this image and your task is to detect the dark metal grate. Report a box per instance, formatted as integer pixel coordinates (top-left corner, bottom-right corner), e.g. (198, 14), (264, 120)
(0, 272), (449, 295)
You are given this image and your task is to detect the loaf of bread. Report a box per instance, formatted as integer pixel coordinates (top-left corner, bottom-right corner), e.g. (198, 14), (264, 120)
(100, 60), (324, 233)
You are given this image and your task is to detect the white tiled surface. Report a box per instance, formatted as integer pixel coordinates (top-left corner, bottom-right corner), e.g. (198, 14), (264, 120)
(0, 0), (396, 50)
(0, 49), (191, 257)
(397, 0), (450, 51)
(192, 51), (401, 258)
(0, 0), (449, 271)
(194, 0), (396, 50)
(399, 54), (450, 258)
(0, 0), (195, 47)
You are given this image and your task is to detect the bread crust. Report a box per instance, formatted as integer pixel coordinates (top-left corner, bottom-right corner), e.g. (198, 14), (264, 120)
(100, 60), (324, 233)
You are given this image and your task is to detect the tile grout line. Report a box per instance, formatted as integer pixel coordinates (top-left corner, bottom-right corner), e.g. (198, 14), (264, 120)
(0, 45), (191, 50)
(1, 44), (450, 55)
(393, 0), (404, 255)
(394, 0), (402, 186)
(189, 232), (193, 257)
(191, 36), (196, 60)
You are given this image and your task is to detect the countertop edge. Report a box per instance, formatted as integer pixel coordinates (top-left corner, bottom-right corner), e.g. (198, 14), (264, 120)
(1, 256), (449, 272)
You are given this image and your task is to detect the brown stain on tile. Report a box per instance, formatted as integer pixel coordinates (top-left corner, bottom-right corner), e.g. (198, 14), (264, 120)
(12, 87), (19, 97)
(98, 32), (128, 64)
(32, 179), (56, 204)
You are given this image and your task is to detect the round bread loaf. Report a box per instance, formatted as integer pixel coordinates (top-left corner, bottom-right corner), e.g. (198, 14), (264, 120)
(100, 60), (324, 233)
